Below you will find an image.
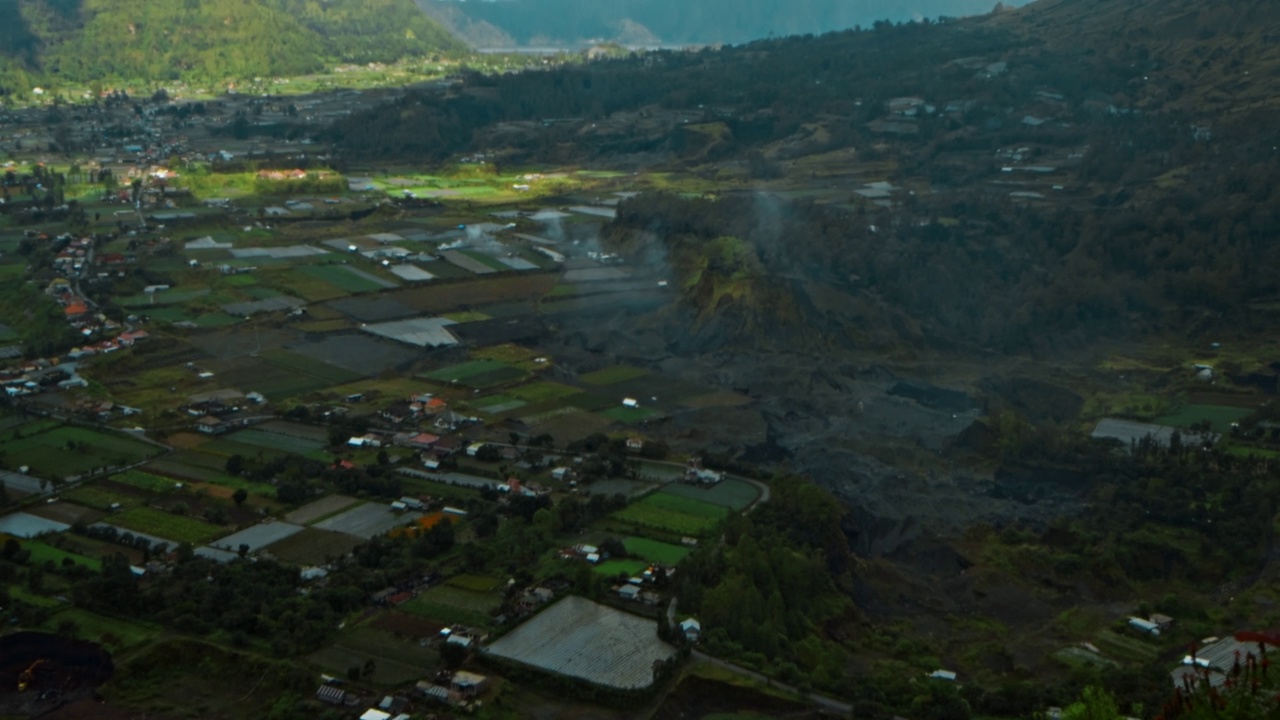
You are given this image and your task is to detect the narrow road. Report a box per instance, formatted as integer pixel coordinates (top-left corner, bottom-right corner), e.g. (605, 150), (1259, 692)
(690, 650), (853, 717)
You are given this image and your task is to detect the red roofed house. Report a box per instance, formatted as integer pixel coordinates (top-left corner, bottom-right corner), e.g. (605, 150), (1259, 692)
(64, 302), (89, 317)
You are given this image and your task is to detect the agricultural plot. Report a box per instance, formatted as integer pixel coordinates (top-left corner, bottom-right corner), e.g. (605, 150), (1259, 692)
(27, 501), (103, 527)
(112, 470), (183, 493)
(63, 483), (146, 511)
(401, 595), (494, 630)
(509, 382), (582, 404)
(601, 405), (665, 424)
(260, 350), (364, 385)
(611, 493), (728, 537)
(420, 583), (503, 613)
(308, 626), (437, 685)
(484, 596), (677, 689)
(1156, 404), (1253, 434)
(284, 495), (361, 525)
(393, 274), (559, 314)
(592, 559), (649, 577)
(41, 608), (160, 651)
(447, 574), (503, 592)
(622, 537), (690, 565)
(579, 365), (650, 385)
(472, 394), (527, 414)
(0, 425), (161, 479)
(110, 506), (226, 545)
(301, 264), (396, 293)
(265, 527), (360, 565)
(209, 521), (304, 553)
(285, 334), (418, 376)
(19, 541), (102, 571)
(228, 427), (327, 456)
(314, 503), (421, 539)
(423, 359), (512, 383)
(658, 479), (761, 511)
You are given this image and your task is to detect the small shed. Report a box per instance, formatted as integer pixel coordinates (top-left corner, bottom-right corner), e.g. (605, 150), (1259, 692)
(452, 670), (489, 697)
(679, 618), (701, 642)
(618, 584), (641, 601)
(359, 710), (391, 720)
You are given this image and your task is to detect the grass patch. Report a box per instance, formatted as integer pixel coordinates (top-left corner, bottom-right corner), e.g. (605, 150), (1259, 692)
(41, 607), (160, 650)
(509, 381), (581, 404)
(0, 425), (160, 478)
(612, 493), (729, 537)
(601, 405), (664, 424)
(658, 479), (761, 511)
(111, 506), (226, 544)
(446, 574), (503, 592)
(64, 484), (144, 511)
(622, 536), (690, 565)
(422, 359), (510, 382)
(21, 540), (103, 571)
(301, 264), (389, 293)
(401, 597), (493, 629)
(112, 470), (182, 493)
(1156, 404), (1252, 434)
(580, 365), (650, 385)
(592, 559), (649, 577)
(260, 349), (363, 384)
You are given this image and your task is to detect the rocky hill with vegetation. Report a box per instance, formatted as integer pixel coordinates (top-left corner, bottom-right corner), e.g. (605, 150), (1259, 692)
(0, 0), (464, 94)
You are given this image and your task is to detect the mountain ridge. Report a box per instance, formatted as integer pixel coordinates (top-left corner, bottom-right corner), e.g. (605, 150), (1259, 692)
(0, 0), (465, 94)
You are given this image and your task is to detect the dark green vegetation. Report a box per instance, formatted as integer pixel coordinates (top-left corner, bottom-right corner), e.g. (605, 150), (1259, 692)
(0, 0), (463, 92)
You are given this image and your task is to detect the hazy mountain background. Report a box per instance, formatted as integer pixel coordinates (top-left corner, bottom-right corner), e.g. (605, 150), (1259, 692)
(419, 0), (1034, 47)
(0, 0), (463, 89)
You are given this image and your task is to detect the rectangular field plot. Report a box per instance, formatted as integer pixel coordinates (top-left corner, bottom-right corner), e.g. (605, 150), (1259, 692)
(0, 425), (161, 479)
(111, 470), (183, 494)
(110, 506), (226, 545)
(401, 589), (498, 629)
(314, 503), (421, 539)
(592, 559), (648, 577)
(422, 360), (525, 386)
(484, 596), (676, 689)
(300, 264), (396, 292)
(622, 537), (690, 565)
(312, 626), (437, 684)
(260, 350), (364, 384)
(227, 427), (327, 456)
(579, 365), (649, 385)
(265, 527), (361, 564)
(657, 479), (760, 511)
(611, 493), (728, 537)
(209, 521), (304, 552)
(284, 495), (361, 525)
(63, 483), (147, 511)
(1156, 404), (1253, 434)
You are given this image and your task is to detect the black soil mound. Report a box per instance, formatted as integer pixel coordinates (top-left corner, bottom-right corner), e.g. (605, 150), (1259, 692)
(0, 632), (114, 716)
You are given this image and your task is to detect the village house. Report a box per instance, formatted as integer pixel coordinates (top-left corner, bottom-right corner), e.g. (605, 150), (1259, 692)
(195, 415), (228, 435)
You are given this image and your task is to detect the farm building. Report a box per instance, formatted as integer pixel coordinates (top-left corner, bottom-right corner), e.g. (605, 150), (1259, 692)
(1169, 634), (1258, 688)
(483, 596), (677, 690)
(452, 671), (489, 698)
(195, 415), (228, 435)
(680, 618), (701, 642)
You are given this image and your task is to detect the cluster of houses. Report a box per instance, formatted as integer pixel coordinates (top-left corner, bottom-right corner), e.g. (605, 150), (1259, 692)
(615, 565), (676, 605)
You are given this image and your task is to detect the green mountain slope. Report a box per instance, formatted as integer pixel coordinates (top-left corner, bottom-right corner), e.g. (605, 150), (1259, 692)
(0, 0), (464, 92)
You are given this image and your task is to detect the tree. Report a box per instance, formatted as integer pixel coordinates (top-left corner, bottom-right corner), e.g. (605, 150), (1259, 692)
(226, 454), (245, 475)
(440, 640), (468, 669)
(1, 537), (19, 560)
(232, 487), (249, 507)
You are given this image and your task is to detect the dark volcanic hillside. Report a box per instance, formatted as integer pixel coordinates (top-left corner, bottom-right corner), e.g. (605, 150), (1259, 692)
(330, 0), (1280, 542)
(0, 0), (464, 92)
